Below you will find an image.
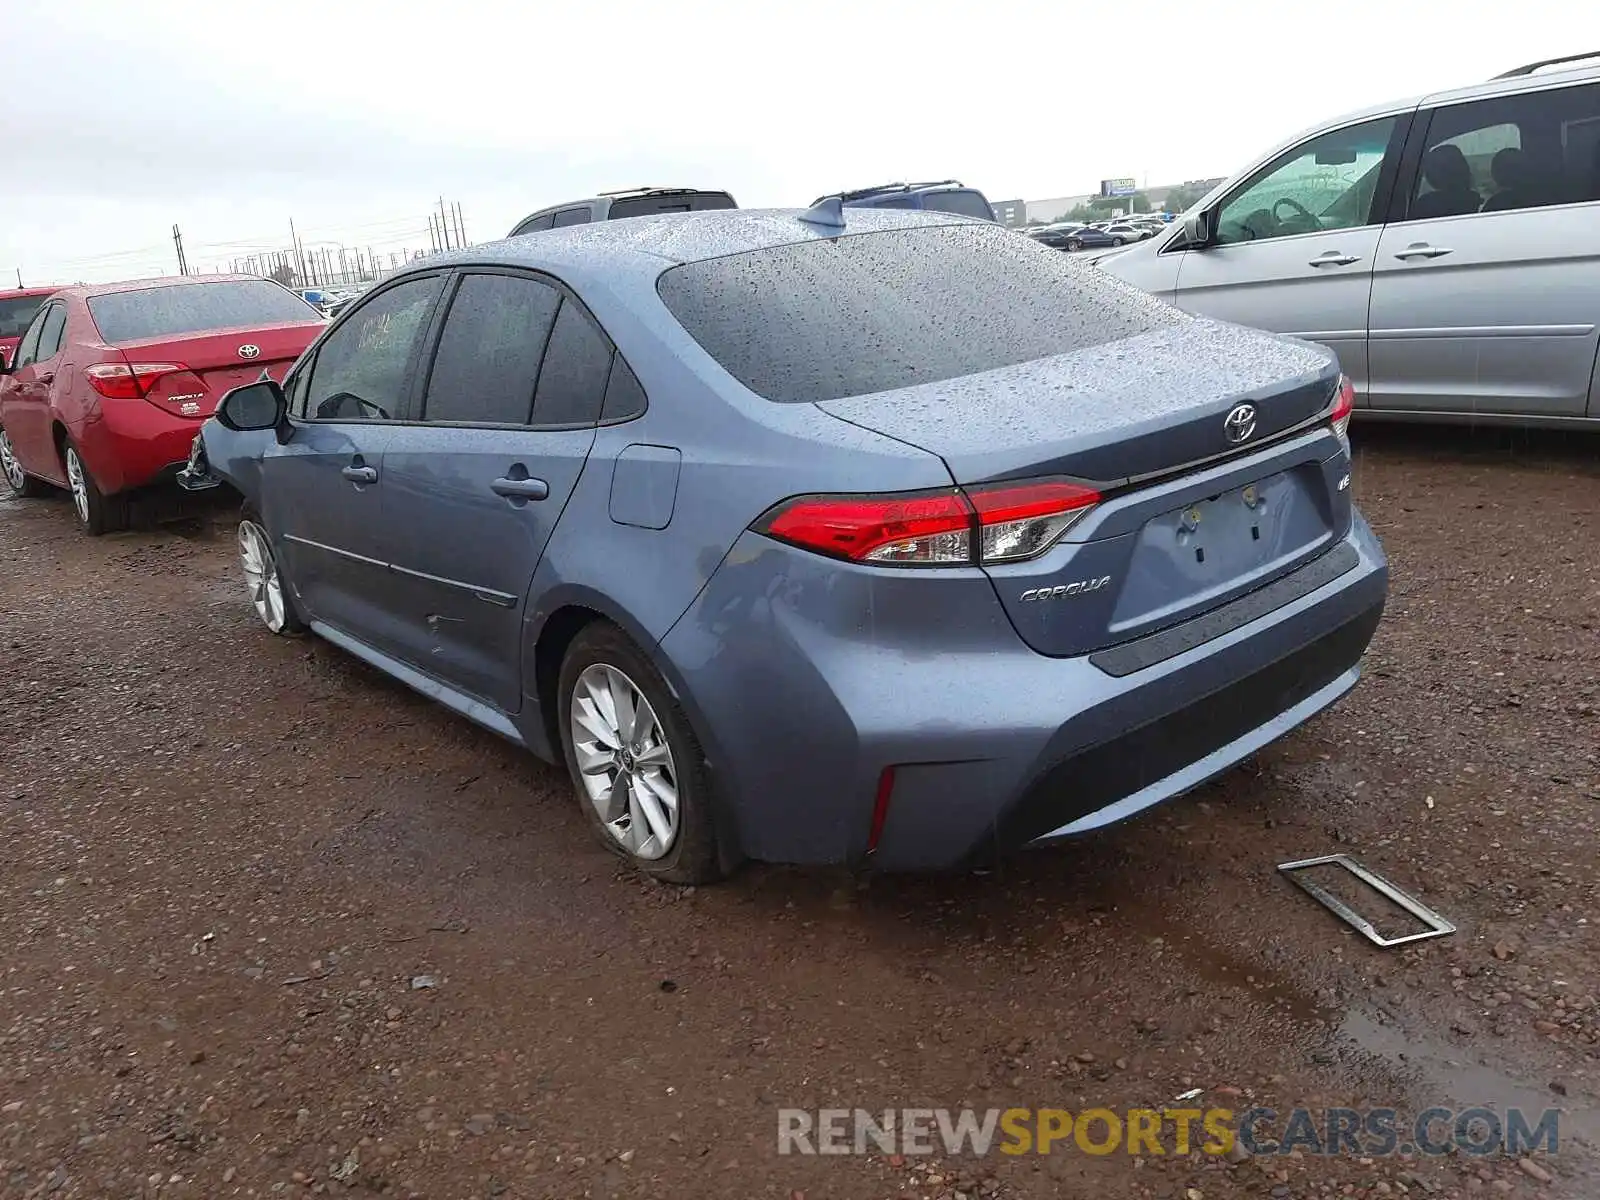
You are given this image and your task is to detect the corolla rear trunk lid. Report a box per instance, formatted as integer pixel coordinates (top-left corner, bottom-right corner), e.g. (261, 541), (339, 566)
(819, 321), (1351, 658)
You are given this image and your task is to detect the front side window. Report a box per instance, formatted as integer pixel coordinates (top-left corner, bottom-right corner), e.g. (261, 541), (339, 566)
(1408, 82), (1600, 217)
(303, 276), (443, 421)
(513, 213), (556, 236)
(423, 273), (561, 425)
(1215, 117), (1397, 245)
(35, 304), (68, 360)
(11, 306), (49, 369)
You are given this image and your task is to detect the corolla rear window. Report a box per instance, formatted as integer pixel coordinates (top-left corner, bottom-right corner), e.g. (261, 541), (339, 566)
(919, 190), (995, 221)
(656, 224), (1182, 404)
(88, 280), (319, 343)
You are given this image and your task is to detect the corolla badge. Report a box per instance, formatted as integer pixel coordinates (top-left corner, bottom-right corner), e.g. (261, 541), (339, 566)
(1019, 577), (1111, 602)
(237, 344), (261, 360)
(1223, 402), (1257, 445)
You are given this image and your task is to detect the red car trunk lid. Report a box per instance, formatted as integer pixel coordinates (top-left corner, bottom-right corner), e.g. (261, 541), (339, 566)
(117, 322), (321, 417)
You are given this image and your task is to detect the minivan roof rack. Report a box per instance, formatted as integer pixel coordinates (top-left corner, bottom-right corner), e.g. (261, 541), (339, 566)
(596, 186), (702, 198)
(1492, 51), (1600, 79)
(816, 179), (967, 204)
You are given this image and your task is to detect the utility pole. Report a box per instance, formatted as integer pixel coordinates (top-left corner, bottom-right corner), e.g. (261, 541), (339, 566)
(366, 246), (374, 280)
(452, 202), (466, 248)
(438, 197), (453, 250)
(172, 224), (189, 276)
(290, 219), (309, 288)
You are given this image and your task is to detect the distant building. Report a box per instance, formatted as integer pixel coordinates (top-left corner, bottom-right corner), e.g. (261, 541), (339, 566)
(990, 199), (1027, 227)
(1025, 195), (1097, 224)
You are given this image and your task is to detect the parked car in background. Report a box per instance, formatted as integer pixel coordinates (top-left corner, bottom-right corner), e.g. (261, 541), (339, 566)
(179, 206), (1384, 884)
(1099, 51), (1600, 426)
(1103, 223), (1153, 242)
(1026, 222), (1085, 249)
(1059, 226), (1120, 250)
(0, 275), (325, 532)
(813, 180), (996, 221)
(0, 287), (60, 368)
(508, 187), (738, 236)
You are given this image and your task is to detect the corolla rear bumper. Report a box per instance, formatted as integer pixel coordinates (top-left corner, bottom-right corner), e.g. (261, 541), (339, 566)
(658, 511), (1388, 871)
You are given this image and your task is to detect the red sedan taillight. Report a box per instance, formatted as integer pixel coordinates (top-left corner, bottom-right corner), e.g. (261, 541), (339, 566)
(84, 361), (189, 400)
(756, 479), (1101, 567)
(1330, 374), (1355, 443)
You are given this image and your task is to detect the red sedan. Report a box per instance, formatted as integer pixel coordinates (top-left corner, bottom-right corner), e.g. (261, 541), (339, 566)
(0, 286), (60, 368)
(0, 275), (324, 533)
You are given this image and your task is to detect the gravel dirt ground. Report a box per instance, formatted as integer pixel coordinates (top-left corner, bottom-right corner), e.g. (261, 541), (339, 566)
(1, 423), (1596, 1200)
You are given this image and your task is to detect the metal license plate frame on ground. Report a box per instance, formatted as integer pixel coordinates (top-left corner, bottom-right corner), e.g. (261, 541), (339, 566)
(1278, 853), (1456, 948)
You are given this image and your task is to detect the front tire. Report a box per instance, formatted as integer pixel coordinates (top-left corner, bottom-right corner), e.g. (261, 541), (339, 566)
(238, 511), (306, 635)
(1111, 237), (1126, 246)
(63, 440), (128, 535)
(557, 622), (724, 884)
(1065, 238), (1081, 251)
(0, 428), (49, 498)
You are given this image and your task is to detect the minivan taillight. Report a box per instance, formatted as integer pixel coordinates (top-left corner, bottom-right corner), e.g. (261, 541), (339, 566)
(84, 361), (187, 400)
(756, 480), (1101, 567)
(1330, 374), (1355, 443)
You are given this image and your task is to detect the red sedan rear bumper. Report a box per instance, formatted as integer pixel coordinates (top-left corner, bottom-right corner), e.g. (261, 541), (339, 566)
(75, 398), (205, 495)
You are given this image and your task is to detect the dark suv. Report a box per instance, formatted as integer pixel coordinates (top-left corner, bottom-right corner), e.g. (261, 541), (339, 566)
(508, 187), (737, 236)
(812, 180), (996, 221)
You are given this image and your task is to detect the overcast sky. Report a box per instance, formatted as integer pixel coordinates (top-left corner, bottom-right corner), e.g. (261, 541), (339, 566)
(1, 0), (1582, 284)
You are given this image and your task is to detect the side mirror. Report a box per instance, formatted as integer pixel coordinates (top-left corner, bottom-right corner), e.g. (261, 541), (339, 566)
(216, 379), (286, 435)
(1182, 207), (1216, 250)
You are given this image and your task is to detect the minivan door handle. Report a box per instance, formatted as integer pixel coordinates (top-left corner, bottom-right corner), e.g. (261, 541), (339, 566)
(1394, 243), (1452, 261)
(491, 476), (549, 501)
(341, 465), (378, 484)
(1308, 252), (1361, 267)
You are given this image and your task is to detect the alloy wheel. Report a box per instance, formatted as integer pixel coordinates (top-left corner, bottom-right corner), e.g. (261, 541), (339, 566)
(569, 663), (680, 860)
(238, 520), (288, 632)
(64, 448), (89, 523)
(0, 431), (23, 492)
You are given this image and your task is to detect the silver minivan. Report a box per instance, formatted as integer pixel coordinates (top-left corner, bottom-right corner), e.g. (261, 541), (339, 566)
(1099, 52), (1600, 428)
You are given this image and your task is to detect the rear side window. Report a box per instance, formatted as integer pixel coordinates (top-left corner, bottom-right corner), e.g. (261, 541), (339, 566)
(601, 356), (647, 421)
(423, 274), (561, 424)
(0, 295), (48, 339)
(920, 190), (995, 220)
(551, 208), (592, 228)
(35, 303), (68, 359)
(532, 300), (613, 425)
(657, 224), (1182, 404)
(88, 280), (319, 344)
(606, 192), (736, 220)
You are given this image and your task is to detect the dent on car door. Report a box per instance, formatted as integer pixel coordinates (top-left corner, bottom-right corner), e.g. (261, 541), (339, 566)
(1368, 82), (1600, 418)
(1171, 114), (1407, 398)
(258, 274), (446, 647)
(379, 271), (609, 712)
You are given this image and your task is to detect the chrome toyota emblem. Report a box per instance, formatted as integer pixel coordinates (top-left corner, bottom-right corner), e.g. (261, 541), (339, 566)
(1223, 403), (1257, 445)
(237, 344), (261, 360)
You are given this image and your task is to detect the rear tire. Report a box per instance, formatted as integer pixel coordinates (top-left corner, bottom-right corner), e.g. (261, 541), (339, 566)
(63, 440), (128, 535)
(238, 507), (307, 635)
(1111, 237), (1126, 246)
(0, 428), (49, 499)
(1065, 238), (1081, 251)
(557, 621), (725, 885)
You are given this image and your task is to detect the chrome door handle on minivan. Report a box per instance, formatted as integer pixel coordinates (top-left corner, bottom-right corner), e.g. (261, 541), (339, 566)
(1308, 252), (1361, 268)
(341, 465), (378, 484)
(491, 476), (549, 501)
(1394, 243), (1453, 261)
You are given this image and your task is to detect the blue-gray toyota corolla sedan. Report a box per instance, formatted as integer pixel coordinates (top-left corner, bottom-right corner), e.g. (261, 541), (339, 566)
(180, 206), (1387, 884)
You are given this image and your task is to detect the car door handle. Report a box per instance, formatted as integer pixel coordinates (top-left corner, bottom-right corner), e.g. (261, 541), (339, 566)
(341, 465), (378, 484)
(37, 371), (54, 384)
(491, 476), (549, 501)
(1394, 243), (1452, 261)
(1308, 252), (1361, 267)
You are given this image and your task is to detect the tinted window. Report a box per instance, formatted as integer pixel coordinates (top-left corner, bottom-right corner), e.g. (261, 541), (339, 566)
(657, 224), (1182, 404)
(531, 300), (612, 426)
(11, 307), (48, 368)
(87, 280), (320, 344)
(607, 192), (737, 220)
(1216, 117), (1397, 244)
(513, 213), (556, 236)
(36, 304), (68, 360)
(305, 276), (443, 421)
(873, 196), (921, 210)
(921, 190), (995, 220)
(423, 274), (561, 424)
(1408, 82), (1600, 215)
(0, 295), (48, 340)
(551, 208), (592, 228)
(601, 355), (647, 422)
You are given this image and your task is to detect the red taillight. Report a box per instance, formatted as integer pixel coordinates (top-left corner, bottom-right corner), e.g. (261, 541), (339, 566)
(757, 479), (1101, 567)
(84, 361), (186, 400)
(1330, 374), (1355, 442)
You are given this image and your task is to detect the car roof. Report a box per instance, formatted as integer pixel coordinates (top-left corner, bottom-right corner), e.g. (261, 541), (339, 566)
(419, 206), (982, 288)
(51, 273), (276, 301)
(0, 286), (64, 300)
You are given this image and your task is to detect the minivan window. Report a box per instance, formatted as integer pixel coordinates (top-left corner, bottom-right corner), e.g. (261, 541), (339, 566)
(303, 276), (443, 421)
(1215, 116), (1397, 245)
(35, 303), (68, 360)
(531, 300), (613, 426)
(514, 213), (556, 236)
(606, 192), (737, 221)
(873, 196), (922, 210)
(1407, 82), (1600, 216)
(551, 208), (592, 228)
(657, 223), (1182, 405)
(87, 279), (320, 344)
(920, 190), (995, 221)
(423, 274), (561, 425)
